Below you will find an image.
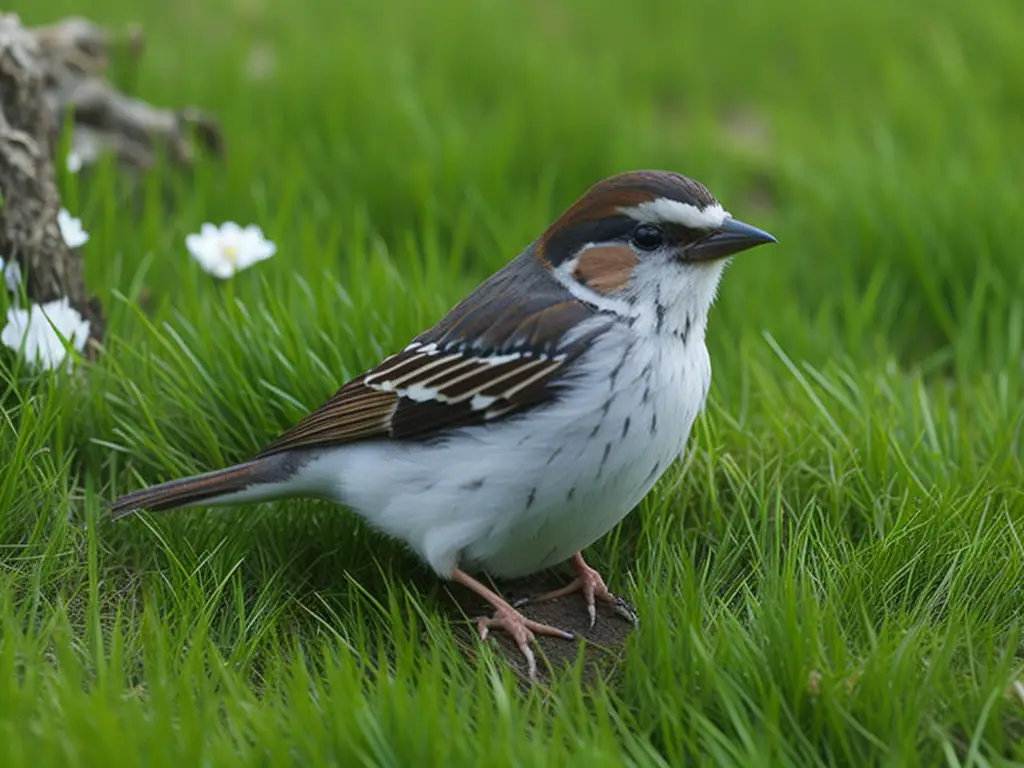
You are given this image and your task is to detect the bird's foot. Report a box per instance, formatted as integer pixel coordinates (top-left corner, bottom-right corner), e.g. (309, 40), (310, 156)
(475, 603), (574, 681)
(514, 552), (639, 628)
(453, 568), (574, 681)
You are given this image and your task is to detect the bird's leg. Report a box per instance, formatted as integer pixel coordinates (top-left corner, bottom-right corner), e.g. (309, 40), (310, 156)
(514, 552), (639, 628)
(451, 568), (574, 681)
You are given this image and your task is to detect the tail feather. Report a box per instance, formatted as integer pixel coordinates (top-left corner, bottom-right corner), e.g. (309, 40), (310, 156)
(110, 454), (303, 520)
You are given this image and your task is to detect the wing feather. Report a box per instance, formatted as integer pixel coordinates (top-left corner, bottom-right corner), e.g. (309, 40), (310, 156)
(254, 255), (613, 459)
(254, 379), (398, 456)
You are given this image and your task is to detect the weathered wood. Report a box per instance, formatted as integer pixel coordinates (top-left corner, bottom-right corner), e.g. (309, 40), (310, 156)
(0, 13), (223, 354)
(33, 15), (224, 171)
(0, 13), (102, 348)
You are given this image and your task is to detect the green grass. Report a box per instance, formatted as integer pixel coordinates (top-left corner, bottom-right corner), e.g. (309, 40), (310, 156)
(2, 0), (1024, 763)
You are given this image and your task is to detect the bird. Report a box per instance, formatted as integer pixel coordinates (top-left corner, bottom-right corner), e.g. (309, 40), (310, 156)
(110, 170), (776, 679)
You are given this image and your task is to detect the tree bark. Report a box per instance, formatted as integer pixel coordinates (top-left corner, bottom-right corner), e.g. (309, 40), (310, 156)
(0, 13), (224, 355)
(0, 13), (103, 349)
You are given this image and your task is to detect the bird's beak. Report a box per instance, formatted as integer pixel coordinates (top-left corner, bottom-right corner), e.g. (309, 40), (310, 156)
(687, 218), (777, 262)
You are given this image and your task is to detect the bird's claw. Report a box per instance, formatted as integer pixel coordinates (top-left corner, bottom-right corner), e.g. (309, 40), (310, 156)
(611, 594), (640, 626)
(474, 605), (573, 681)
(516, 557), (639, 629)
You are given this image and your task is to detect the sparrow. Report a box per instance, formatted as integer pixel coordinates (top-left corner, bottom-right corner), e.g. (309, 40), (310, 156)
(110, 170), (776, 679)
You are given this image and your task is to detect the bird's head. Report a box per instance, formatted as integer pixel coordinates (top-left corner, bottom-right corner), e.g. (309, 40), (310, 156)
(537, 170), (776, 337)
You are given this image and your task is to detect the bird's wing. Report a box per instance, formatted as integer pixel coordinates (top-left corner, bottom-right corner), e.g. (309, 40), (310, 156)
(254, 257), (612, 458)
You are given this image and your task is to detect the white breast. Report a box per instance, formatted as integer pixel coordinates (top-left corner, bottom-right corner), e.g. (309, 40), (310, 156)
(300, 320), (712, 580)
(460, 325), (710, 577)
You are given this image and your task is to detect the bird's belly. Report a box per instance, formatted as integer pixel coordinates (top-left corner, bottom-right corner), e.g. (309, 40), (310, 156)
(313, 336), (710, 580)
(466, 386), (695, 578)
(470, 450), (667, 577)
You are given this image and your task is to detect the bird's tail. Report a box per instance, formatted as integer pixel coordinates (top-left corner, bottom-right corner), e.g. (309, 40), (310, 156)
(109, 453), (307, 520)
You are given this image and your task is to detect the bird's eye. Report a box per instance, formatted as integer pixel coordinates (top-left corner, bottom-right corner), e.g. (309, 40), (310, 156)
(631, 224), (664, 251)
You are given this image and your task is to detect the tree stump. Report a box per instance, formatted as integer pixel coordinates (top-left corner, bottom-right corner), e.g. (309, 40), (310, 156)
(0, 14), (102, 348)
(0, 13), (224, 355)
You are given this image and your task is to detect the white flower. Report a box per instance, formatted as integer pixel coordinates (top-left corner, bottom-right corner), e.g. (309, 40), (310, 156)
(0, 257), (22, 293)
(1, 297), (91, 372)
(185, 222), (277, 279)
(67, 152), (84, 173)
(58, 209), (89, 249)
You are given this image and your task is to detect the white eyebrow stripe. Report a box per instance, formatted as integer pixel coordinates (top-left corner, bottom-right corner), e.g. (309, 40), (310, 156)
(619, 198), (730, 229)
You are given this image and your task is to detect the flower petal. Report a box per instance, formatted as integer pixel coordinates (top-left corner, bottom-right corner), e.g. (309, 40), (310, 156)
(3, 259), (23, 293)
(57, 209), (90, 249)
(220, 221), (243, 238)
(185, 232), (215, 261)
(1, 298), (90, 372)
(209, 260), (237, 279)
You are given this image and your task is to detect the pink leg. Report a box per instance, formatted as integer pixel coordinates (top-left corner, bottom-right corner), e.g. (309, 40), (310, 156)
(517, 552), (638, 628)
(452, 568), (574, 681)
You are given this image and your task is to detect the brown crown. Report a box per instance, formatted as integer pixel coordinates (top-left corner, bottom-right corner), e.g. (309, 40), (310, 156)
(538, 170), (719, 265)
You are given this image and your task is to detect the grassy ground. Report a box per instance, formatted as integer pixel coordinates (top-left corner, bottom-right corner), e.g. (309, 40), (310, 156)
(3, 0), (1024, 764)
